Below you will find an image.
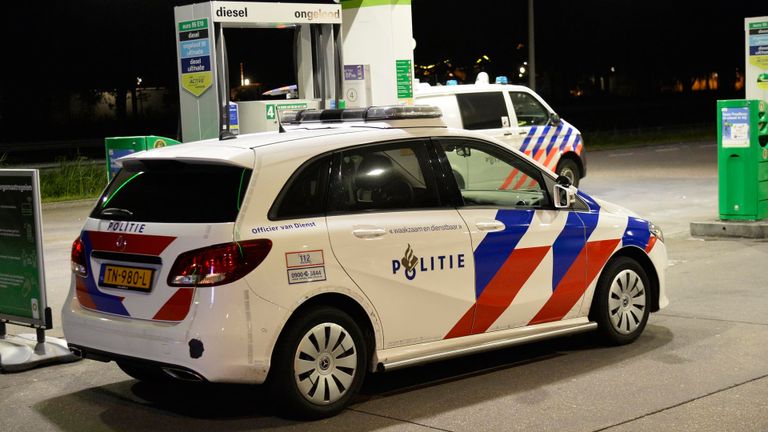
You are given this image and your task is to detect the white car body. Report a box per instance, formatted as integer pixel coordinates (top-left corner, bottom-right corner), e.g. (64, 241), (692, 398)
(62, 107), (666, 416)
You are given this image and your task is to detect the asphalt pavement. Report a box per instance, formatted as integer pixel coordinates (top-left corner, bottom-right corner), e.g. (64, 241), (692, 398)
(3, 139), (768, 431)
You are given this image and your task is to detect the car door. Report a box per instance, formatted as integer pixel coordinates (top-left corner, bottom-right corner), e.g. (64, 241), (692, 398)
(325, 139), (475, 348)
(434, 137), (590, 335)
(508, 91), (562, 169)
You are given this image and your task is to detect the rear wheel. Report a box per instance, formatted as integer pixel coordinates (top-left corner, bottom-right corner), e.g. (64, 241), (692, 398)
(556, 158), (581, 187)
(590, 257), (650, 345)
(269, 307), (367, 419)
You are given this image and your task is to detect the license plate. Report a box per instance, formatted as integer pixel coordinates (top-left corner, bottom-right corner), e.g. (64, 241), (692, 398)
(99, 264), (154, 292)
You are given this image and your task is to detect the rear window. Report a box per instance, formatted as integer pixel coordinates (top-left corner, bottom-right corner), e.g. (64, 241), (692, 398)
(91, 160), (252, 223)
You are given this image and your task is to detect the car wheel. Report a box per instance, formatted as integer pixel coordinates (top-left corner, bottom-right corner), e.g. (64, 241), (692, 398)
(117, 361), (172, 382)
(556, 158), (581, 187)
(590, 257), (650, 345)
(270, 307), (367, 419)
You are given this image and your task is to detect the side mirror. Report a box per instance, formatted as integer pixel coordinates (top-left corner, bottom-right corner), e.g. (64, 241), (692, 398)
(554, 183), (575, 208)
(549, 112), (561, 126)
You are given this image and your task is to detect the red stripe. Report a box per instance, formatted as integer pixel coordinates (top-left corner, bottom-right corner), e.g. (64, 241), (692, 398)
(512, 174), (530, 190)
(645, 236), (657, 254)
(500, 168), (520, 190)
(86, 231), (176, 255)
(533, 149), (545, 162)
(444, 304), (476, 339)
(575, 142), (583, 154)
(75, 276), (98, 310)
(529, 239), (620, 325)
(542, 150), (558, 170)
(152, 288), (195, 321)
(472, 246), (550, 333)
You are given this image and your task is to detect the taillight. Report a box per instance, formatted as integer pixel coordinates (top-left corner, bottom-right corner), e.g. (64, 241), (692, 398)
(71, 237), (87, 277)
(168, 239), (272, 287)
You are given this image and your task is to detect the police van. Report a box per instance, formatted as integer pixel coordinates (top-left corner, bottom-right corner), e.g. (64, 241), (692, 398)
(415, 74), (586, 186)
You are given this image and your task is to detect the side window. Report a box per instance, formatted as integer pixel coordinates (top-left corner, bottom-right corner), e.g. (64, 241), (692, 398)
(329, 141), (441, 213)
(270, 156), (330, 219)
(455, 92), (510, 130)
(439, 138), (550, 208)
(509, 91), (550, 127)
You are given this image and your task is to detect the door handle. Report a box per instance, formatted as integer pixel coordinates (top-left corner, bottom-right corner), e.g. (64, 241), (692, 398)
(475, 220), (506, 232)
(352, 227), (387, 239)
(503, 132), (513, 136)
(518, 130), (528, 135)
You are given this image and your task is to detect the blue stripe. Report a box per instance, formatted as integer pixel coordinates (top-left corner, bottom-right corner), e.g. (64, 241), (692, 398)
(520, 127), (537, 152)
(81, 232), (130, 316)
(530, 126), (552, 156)
(473, 209), (535, 298)
(577, 191), (601, 213)
(550, 210), (601, 292)
(545, 124), (564, 154)
(621, 217), (651, 249)
(558, 128), (573, 152)
(550, 212), (587, 291)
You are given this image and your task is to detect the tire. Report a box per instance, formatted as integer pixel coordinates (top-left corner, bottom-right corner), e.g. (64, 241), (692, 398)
(590, 256), (650, 345)
(269, 307), (367, 419)
(117, 361), (172, 383)
(556, 158), (581, 187)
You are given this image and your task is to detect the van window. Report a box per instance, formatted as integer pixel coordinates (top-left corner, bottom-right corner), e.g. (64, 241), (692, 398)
(455, 92), (509, 130)
(509, 92), (549, 127)
(91, 160), (251, 223)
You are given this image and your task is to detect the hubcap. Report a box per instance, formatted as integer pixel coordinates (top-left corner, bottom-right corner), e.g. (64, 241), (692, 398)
(608, 269), (646, 335)
(294, 322), (357, 405)
(560, 166), (575, 185)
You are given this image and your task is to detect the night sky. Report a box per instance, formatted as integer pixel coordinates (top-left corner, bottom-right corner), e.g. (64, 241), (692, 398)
(2, 0), (767, 142)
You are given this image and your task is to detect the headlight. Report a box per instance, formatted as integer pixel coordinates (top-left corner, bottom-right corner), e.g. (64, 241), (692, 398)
(649, 222), (664, 243)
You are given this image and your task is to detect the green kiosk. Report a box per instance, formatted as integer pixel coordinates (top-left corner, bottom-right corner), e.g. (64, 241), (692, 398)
(717, 99), (768, 220)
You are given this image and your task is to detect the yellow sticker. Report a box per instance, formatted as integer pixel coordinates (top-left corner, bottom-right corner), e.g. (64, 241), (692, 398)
(153, 139), (166, 148)
(182, 71), (213, 97)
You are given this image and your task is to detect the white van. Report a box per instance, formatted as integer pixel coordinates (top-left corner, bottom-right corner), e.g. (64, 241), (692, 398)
(415, 77), (586, 186)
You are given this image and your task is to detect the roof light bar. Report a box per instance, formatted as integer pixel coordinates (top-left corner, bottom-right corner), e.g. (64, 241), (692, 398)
(281, 105), (443, 124)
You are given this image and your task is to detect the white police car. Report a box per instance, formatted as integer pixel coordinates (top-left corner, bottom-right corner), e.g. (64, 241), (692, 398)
(62, 106), (667, 418)
(415, 74), (586, 186)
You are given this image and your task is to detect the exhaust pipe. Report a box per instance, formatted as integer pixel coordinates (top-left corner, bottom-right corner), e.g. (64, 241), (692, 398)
(69, 347), (84, 358)
(162, 367), (205, 382)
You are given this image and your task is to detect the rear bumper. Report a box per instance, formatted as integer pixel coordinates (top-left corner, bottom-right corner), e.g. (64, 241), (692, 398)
(61, 276), (287, 384)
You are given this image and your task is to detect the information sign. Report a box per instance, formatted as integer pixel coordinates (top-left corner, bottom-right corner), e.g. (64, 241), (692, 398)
(0, 170), (48, 328)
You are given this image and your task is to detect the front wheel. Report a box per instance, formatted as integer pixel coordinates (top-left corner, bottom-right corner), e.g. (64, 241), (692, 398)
(556, 158), (581, 187)
(590, 257), (650, 345)
(269, 307), (367, 419)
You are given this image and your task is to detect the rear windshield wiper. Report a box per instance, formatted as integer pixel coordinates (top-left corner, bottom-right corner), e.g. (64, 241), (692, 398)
(100, 207), (134, 217)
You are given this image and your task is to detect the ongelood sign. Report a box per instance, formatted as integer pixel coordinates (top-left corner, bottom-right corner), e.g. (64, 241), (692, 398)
(211, 1), (342, 25)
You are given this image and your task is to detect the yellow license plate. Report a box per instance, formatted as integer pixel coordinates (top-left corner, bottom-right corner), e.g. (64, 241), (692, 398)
(100, 264), (154, 291)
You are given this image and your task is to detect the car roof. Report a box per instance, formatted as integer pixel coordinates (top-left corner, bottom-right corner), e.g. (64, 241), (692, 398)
(415, 83), (535, 97)
(116, 124), (437, 169)
(115, 115), (557, 183)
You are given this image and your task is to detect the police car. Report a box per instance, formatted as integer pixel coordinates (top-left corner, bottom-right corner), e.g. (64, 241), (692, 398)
(415, 74), (586, 186)
(62, 105), (667, 418)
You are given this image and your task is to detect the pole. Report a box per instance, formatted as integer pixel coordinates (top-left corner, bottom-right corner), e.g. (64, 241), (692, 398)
(528, 0), (536, 91)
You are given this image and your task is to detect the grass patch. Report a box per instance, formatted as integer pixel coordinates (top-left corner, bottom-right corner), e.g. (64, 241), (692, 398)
(39, 157), (107, 202)
(585, 123), (715, 150)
